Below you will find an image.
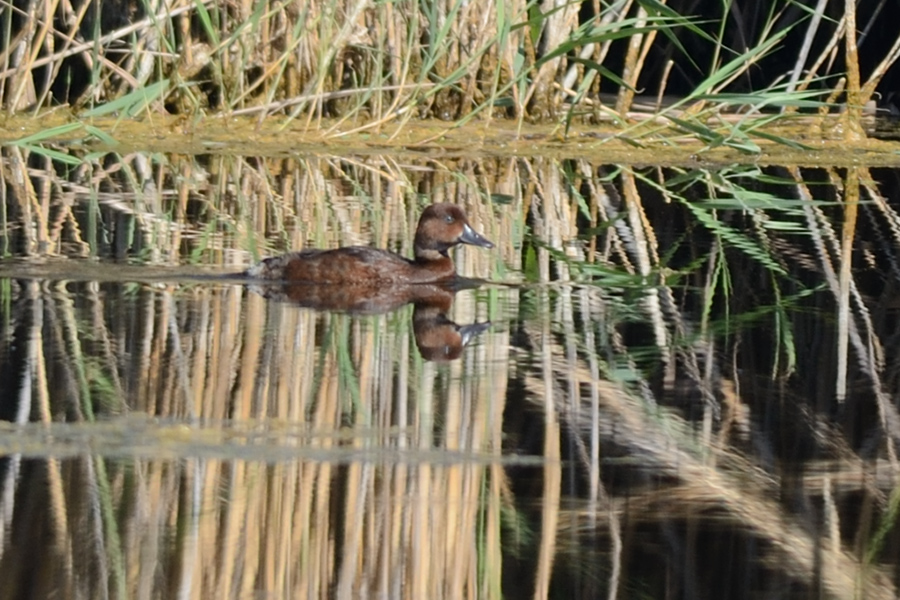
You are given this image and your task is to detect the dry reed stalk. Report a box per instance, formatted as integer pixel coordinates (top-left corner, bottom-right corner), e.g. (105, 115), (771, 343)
(149, 289), (173, 415)
(57, 284), (95, 419)
(464, 297), (510, 598)
(2, 148), (39, 255)
(836, 167), (859, 402)
(443, 356), (475, 594)
(385, 2), (418, 121)
(574, 161), (598, 263)
(860, 32), (900, 106)
(534, 292), (561, 600)
(842, 0), (864, 138)
(791, 14), (845, 106)
(491, 159), (525, 272)
(615, 2), (653, 116)
(498, 188), (572, 600)
(264, 463), (298, 592)
(6, 4), (37, 110)
(576, 285), (622, 598)
(785, 0), (829, 97)
(863, 181), (900, 313)
(484, 461), (507, 597)
(522, 0), (578, 117)
(600, 177), (637, 274)
(653, 59), (673, 112)
(21, 0), (62, 110)
(819, 76), (845, 122)
(620, 170), (657, 275)
(202, 287), (240, 419)
(88, 282), (125, 399)
(335, 459), (367, 597)
(787, 167), (900, 460)
(0, 1), (207, 82)
(187, 289), (212, 414)
(299, 0), (370, 128)
(44, 453), (73, 577)
(621, 170), (676, 373)
(561, 0), (632, 109)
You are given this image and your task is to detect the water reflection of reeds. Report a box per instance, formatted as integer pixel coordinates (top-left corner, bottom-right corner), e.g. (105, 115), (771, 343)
(1, 150), (899, 598)
(0, 278), (510, 598)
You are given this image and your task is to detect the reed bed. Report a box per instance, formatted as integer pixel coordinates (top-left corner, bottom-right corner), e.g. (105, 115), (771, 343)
(3, 0), (899, 144)
(1, 149), (900, 597)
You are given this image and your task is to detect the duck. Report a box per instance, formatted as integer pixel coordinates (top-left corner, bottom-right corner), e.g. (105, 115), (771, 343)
(244, 203), (493, 284)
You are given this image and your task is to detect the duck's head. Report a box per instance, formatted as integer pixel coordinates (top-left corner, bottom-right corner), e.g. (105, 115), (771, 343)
(414, 203), (493, 260)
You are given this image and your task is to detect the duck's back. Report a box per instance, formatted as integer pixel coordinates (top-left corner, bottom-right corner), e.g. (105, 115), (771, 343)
(245, 246), (454, 284)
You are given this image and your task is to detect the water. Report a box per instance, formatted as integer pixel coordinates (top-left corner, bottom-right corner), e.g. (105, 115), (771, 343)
(0, 151), (897, 599)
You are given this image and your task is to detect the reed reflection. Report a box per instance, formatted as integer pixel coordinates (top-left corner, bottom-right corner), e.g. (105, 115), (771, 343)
(6, 148), (900, 598)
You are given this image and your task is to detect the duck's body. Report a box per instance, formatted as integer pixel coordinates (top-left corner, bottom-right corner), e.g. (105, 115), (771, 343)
(245, 203), (493, 284)
(246, 246), (453, 284)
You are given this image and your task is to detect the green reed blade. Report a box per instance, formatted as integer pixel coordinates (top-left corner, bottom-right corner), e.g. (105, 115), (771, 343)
(192, 0), (220, 47)
(82, 80), (170, 118)
(83, 125), (119, 146)
(19, 144), (83, 165)
(9, 123), (83, 145)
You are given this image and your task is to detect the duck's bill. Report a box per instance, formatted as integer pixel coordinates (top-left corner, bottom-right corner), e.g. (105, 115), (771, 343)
(460, 223), (494, 248)
(459, 321), (492, 345)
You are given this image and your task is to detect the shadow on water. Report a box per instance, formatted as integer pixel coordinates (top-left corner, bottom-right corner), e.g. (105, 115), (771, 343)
(0, 149), (899, 598)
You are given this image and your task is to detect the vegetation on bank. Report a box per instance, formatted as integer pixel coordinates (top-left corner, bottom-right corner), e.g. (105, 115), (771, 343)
(2, 0), (899, 145)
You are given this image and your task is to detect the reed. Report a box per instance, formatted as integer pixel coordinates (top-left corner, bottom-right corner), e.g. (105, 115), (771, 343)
(2, 0), (897, 146)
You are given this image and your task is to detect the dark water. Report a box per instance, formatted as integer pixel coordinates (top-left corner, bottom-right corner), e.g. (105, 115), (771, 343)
(0, 151), (898, 599)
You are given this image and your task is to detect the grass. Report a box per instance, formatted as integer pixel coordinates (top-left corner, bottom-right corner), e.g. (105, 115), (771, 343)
(0, 0), (897, 149)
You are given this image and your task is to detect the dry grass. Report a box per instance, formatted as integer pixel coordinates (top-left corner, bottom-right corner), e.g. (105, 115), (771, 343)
(2, 0), (899, 143)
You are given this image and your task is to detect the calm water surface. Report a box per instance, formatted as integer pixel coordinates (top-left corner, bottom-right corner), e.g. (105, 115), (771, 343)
(0, 151), (898, 599)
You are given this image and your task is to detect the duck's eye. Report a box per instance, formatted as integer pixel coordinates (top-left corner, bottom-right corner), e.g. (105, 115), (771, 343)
(444, 215), (455, 223)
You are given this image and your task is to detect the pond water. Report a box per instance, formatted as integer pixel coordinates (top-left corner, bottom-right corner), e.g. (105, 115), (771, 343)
(0, 150), (898, 599)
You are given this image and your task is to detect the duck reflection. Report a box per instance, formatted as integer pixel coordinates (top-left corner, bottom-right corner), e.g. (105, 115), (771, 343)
(249, 281), (490, 361)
